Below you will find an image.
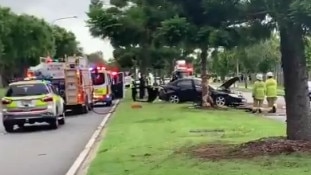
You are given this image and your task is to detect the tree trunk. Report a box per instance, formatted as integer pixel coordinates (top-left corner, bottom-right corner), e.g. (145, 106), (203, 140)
(244, 73), (248, 89)
(279, 22), (311, 140)
(200, 47), (213, 107)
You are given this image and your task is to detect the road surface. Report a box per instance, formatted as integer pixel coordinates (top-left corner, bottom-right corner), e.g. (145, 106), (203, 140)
(240, 92), (287, 122)
(0, 103), (116, 175)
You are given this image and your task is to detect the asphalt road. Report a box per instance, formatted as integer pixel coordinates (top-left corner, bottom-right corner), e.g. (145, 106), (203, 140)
(0, 103), (115, 175)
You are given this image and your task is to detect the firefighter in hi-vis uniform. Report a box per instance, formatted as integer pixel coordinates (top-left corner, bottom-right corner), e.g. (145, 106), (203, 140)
(265, 72), (277, 113)
(252, 74), (265, 113)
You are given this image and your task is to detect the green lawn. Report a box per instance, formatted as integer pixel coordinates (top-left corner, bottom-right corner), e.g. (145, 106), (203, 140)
(87, 98), (311, 175)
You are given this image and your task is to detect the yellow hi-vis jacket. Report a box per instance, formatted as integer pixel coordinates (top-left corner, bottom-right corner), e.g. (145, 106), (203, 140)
(252, 80), (266, 100)
(265, 78), (277, 97)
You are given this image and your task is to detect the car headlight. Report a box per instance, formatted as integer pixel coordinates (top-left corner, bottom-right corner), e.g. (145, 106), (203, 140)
(228, 93), (240, 98)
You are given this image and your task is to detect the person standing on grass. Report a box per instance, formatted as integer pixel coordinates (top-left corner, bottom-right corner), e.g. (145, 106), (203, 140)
(252, 74), (265, 113)
(265, 72), (277, 113)
(130, 76), (137, 101)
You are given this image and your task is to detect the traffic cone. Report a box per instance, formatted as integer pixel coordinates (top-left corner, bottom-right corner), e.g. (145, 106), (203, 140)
(131, 102), (142, 109)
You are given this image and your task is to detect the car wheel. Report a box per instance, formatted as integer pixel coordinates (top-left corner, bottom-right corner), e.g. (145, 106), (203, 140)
(58, 112), (65, 125)
(88, 102), (93, 110)
(49, 118), (59, 129)
(84, 104), (89, 113)
(169, 95), (180, 103)
(82, 101), (89, 114)
(106, 101), (112, 106)
(215, 96), (226, 106)
(18, 123), (24, 128)
(4, 123), (14, 133)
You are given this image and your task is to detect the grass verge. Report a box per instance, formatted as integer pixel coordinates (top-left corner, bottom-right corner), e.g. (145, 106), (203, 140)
(87, 99), (311, 175)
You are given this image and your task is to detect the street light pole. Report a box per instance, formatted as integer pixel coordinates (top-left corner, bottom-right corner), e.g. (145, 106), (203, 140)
(51, 16), (78, 24)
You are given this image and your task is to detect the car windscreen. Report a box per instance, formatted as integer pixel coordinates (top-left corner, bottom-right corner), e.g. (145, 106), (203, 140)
(6, 83), (49, 97)
(91, 72), (105, 85)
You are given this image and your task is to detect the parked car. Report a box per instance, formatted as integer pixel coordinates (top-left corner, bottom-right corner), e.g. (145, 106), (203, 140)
(158, 77), (246, 106)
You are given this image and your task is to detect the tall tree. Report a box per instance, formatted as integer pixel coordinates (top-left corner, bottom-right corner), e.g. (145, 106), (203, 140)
(0, 6), (81, 86)
(52, 26), (81, 58)
(87, 0), (178, 73)
(156, 0), (243, 106)
(245, 0), (311, 140)
(87, 51), (106, 65)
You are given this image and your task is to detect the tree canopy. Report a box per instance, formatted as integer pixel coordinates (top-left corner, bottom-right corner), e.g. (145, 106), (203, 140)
(0, 6), (81, 86)
(87, 0), (311, 140)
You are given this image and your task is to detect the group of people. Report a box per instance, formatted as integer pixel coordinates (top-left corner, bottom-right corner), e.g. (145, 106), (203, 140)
(130, 73), (158, 102)
(252, 72), (278, 113)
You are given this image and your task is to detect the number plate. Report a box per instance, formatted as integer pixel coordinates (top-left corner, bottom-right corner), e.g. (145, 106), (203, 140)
(22, 100), (31, 106)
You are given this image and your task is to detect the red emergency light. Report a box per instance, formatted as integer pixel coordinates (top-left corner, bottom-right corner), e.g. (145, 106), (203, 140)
(96, 66), (105, 70)
(45, 56), (53, 63)
(27, 71), (34, 77)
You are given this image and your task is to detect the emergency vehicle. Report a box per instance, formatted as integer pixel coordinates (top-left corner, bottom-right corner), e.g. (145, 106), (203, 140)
(27, 56), (93, 114)
(172, 60), (194, 80)
(1, 79), (65, 132)
(89, 65), (113, 106)
(89, 63), (126, 105)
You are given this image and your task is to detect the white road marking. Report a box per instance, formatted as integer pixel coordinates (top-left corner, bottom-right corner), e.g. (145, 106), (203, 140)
(65, 100), (119, 175)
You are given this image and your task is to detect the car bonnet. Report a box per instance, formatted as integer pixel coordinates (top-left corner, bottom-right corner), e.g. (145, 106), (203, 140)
(218, 77), (240, 89)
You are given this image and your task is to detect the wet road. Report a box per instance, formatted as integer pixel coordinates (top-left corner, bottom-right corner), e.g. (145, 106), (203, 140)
(0, 103), (116, 175)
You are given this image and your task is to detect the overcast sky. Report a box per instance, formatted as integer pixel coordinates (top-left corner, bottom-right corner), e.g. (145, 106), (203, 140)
(0, 0), (113, 59)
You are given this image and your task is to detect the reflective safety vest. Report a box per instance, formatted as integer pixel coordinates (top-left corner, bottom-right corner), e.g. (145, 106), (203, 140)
(253, 80), (266, 100)
(265, 78), (277, 97)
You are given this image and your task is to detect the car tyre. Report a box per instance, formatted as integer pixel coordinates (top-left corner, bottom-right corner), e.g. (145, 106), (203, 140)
(18, 123), (24, 128)
(88, 102), (93, 110)
(49, 118), (59, 129)
(4, 123), (14, 133)
(215, 96), (226, 106)
(82, 105), (88, 114)
(169, 94), (180, 103)
(58, 112), (65, 125)
(106, 100), (112, 106)
(81, 101), (89, 114)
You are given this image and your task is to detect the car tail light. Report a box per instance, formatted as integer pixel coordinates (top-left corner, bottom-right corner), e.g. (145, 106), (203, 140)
(2, 99), (12, 105)
(42, 96), (53, 102)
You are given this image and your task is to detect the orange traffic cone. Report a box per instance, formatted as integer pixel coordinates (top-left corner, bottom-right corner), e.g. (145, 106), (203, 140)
(131, 103), (142, 109)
